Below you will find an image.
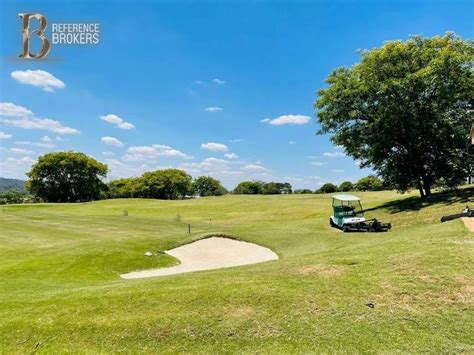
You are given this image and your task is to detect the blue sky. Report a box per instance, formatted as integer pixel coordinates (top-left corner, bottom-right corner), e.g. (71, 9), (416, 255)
(1, 0), (473, 189)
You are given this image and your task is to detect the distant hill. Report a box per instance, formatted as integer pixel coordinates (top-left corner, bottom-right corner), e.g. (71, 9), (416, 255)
(0, 178), (26, 192)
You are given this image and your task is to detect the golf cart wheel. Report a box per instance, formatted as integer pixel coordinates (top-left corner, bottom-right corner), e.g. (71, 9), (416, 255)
(342, 224), (349, 233)
(330, 218), (336, 227)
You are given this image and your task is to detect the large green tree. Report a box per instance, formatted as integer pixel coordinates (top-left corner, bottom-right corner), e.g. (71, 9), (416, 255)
(27, 152), (108, 202)
(107, 178), (144, 198)
(318, 183), (337, 194)
(139, 169), (192, 199)
(316, 33), (473, 197)
(192, 176), (227, 197)
(233, 181), (264, 195)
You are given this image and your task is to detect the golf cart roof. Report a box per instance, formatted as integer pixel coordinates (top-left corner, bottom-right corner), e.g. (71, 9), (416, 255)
(332, 194), (360, 201)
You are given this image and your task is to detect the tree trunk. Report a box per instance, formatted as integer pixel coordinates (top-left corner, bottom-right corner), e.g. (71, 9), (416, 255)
(421, 174), (432, 197)
(417, 178), (425, 198)
(424, 184), (432, 196)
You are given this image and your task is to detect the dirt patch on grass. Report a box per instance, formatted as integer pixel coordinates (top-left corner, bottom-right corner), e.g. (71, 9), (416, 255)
(226, 305), (254, 319)
(297, 264), (346, 277)
(454, 276), (474, 305)
(252, 325), (283, 338)
(374, 275), (474, 311)
(462, 217), (474, 232)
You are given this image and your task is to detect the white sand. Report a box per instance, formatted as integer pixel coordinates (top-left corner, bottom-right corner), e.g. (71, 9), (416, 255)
(121, 237), (278, 279)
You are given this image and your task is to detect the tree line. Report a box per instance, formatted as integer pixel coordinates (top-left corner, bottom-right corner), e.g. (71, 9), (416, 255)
(295, 176), (385, 194)
(13, 151), (393, 203)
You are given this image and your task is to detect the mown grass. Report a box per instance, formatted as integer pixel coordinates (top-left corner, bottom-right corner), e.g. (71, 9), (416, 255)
(0, 188), (473, 353)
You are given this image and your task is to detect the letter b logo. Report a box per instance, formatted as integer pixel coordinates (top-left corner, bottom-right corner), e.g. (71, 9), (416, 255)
(19, 13), (51, 59)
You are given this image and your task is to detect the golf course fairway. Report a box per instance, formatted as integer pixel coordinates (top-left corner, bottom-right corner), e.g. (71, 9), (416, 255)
(1, 188), (473, 353)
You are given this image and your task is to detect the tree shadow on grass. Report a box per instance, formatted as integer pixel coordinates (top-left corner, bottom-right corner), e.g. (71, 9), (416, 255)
(364, 186), (474, 214)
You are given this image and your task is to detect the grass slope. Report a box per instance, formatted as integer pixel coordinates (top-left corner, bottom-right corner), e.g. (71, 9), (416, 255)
(0, 188), (473, 353)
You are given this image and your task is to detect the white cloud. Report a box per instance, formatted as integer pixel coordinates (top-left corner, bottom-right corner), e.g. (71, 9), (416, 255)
(11, 70), (65, 92)
(152, 144), (189, 157)
(0, 156), (35, 179)
(40, 135), (52, 142)
(128, 146), (155, 154)
(323, 151), (345, 158)
(260, 114), (311, 126)
(310, 161), (325, 167)
(0, 102), (78, 135)
(0, 131), (12, 139)
(0, 117), (79, 135)
(102, 151), (115, 156)
(212, 78), (225, 85)
(9, 147), (34, 155)
(224, 153), (238, 159)
(201, 142), (228, 152)
(14, 140), (55, 149)
(230, 138), (244, 143)
(101, 136), (124, 147)
(123, 144), (189, 161)
(55, 136), (65, 141)
(205, 106), (223, 112)
(100, 114), (135, 130)
(181, 157), (230, 172)
(0, 102), (33, 117)
(331, 169), (344, 173)
(242, 164), (267, 172)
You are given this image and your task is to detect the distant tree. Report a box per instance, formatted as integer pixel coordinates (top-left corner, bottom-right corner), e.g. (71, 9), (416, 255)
(316, 33), (473, 197)
(139, 169), (192, 199)
(318, 183), (338, 193)
(262, 182), (292, 194)
(192, 176), (227, 196)
(294, 189), (313, 194)
(338, 181), (354, 192)
(26, 152), (108, 202)
(0, 190), (31, 204)
(108, 178), (142, 198)
(355, 176), (384, 191)
(233, 181), (264, 194)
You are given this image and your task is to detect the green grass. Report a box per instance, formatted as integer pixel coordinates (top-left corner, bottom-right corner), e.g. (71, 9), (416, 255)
(0, 188), (473, 353)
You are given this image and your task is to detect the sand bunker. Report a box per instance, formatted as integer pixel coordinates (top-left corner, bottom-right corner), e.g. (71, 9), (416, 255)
(121, 237), (278, 279)
(462, 217), (474, 232)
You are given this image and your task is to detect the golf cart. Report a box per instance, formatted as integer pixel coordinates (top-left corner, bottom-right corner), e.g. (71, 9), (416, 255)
(330, 194), (391, 232)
